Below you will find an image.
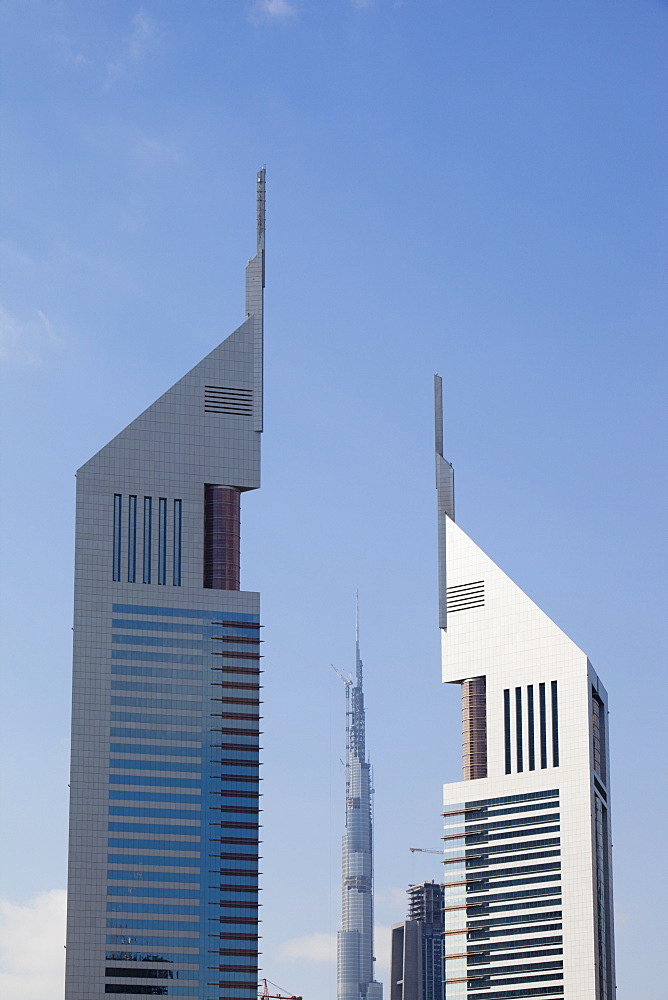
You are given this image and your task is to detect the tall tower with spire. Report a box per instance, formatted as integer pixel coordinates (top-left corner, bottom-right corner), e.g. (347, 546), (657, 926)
(435, 375), (616, 999)
(65, 171), (266, 1000)
(337, 601), (383, 1000)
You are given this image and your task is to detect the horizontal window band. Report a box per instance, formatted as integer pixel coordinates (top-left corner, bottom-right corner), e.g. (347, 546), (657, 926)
(444, 824), (559, 843)
(112, 651), (207, 664)
(211, 699), (260, 707)
(104, 968), (198, 979)
(462, 790), (560, 813)
(467, 974), (564, 991)
(447, 964), (563, 984)
(446, 942), (563, 960)
(211, 665), (261, 674)
(467, 910), (563, 930)
(211, 621), (261, 628)
(112, 606), (259, 622)
(110, 744), (201, 756)
(444, 815), (560, 839)
(106, 919), (199, 930)
(212, 652), (262, 660)
(444, 846), (561, 869)
(444, 862), (561, 888)
(467, 923), (563, 945)
(467, 882), (561, 902)
(467, 989), (563, 1000)
(468, 897), (562, 916)
(213, 791), (260, 799)
(467, 953), (563, 969)
(212, 637), (262, 644)
(443, 802), (560, 826)
(464, 813), (560, 834)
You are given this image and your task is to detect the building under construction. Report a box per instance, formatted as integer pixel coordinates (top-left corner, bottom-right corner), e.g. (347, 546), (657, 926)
(336, 609), (383, 1000)
(390, 882), (445, 1000)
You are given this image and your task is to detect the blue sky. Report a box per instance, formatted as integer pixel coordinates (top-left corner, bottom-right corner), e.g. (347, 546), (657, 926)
(0, 1), (666, 997)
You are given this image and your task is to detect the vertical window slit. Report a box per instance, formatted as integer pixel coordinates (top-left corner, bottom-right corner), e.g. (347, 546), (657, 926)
(527, 684), (535, 771)
(158, 498), (167, 585)
(127, 496), (137, 583)
(592, 690), (606, 783)
(515, 687), (523, 773)
(173, 500), (182, 586)
(551, 680), (560, 767)
(143, 497), (152, 584)
(112, 495), (122, 582)
(503, 689), (511, 775)
(539, 683), (547, 769)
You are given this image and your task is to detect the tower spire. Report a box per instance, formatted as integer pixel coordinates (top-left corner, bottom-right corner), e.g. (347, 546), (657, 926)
(435, 374), (455, 629)
(246, 168), (265, 432)
(337, 599), (383, 1000)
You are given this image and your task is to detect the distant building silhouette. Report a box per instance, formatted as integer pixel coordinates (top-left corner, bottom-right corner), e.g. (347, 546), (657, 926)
(391, 881), (444, 1000)
(337, 605), (383, 1000)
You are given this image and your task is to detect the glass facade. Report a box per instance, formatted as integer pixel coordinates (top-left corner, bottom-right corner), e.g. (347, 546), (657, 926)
(104, 604), (261, 998)
(443, 790), (563, 999)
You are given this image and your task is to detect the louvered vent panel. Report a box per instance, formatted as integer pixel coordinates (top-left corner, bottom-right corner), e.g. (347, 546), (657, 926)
(205, 385), (253, 416)
(447, 579), (485, 612)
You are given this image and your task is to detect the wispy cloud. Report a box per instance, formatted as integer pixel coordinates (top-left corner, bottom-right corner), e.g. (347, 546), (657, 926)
(0, 890), (66, 1000)
(252, 0), (298, 22)
(374, 924), (393, 987)
(0, 306), (65, 366)
(106, 8), (158, 88)
(279, 931), (336, 963)
(277, 923), (392, 985)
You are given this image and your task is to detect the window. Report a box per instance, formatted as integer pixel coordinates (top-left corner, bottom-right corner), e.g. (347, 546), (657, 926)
(504, 690), (511, 774)
(158, 498), (167, 585)
(592, 690), (606, 782)
(539, 683), (547, 769)
(128, 496), (137, 583)
(143, 498), (152, 584)
(173, 500), (182, 586)
(551, 681), (559, 767)
(113, 495), (122, 581)
(515, 688), (523, 773)
(527, 685), (535, 771)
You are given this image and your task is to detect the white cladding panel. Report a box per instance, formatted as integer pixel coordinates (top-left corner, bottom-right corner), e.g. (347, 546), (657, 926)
(441, 516), (614, 1000)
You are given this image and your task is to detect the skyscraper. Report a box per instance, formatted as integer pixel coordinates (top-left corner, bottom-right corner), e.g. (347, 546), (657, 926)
(337, 608), (383, 1000)
(65, 171), (266, 999)
(434, 375), (616, 1000)
(390, 882), (444, 1000)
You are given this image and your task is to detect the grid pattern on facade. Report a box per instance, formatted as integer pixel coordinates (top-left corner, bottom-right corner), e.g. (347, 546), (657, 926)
(442, 789), (563, 999)
(105, 604), (261, 999)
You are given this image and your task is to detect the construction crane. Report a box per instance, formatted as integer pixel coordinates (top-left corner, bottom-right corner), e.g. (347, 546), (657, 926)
(409, 847), (442, 855)
(259, 978), (302, 1000)
(330, 663), (352, 687)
